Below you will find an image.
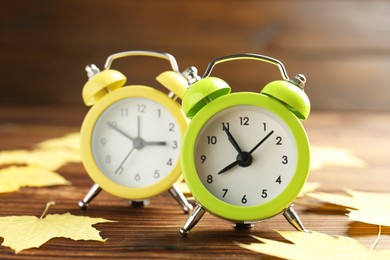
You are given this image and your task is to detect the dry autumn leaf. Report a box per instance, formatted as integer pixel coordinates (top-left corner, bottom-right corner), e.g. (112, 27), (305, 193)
(0, 202), (115, 253)
(308, 190), (390, 227)
(0, 149), (80, 170)
(0, 166), (70, 193)
(310, 145), (365, 171)
(36, 132), (80, 151)
(237, 230), (390, 260)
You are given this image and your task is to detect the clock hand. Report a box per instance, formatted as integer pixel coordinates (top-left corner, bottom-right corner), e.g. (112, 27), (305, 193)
(218, 160), (239, 175)
(137, 116), (141, 138)
(248, 130), (274, 155)
(218, 131), (274, 175)
(222, 125), (242, 153)
(107, 121), (135, 141)
(115, 147), (136, 174)
(143, 141), (167, 146)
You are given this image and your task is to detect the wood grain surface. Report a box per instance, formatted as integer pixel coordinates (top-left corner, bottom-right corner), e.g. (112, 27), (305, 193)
(2, 1), (390, 111)
(1, 106), (390, 259)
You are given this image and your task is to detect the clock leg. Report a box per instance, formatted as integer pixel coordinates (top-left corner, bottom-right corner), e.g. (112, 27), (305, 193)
(180, 203), (205, 236)
(168, 183), (193, 214)
(78, 183), (102, 210)
(283, 205), (308, 232)
(129, 200), (150, 207)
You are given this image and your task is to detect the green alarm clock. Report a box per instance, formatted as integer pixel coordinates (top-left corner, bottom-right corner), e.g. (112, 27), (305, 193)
(180, 53), (311, 235)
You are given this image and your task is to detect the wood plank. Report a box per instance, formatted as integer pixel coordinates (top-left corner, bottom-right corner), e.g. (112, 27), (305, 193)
(1, 107), (390, 258)
(1, 0), (390, 110)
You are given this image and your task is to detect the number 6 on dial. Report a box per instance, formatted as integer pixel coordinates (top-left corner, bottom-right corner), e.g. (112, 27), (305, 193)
(180, 53), (311, 235)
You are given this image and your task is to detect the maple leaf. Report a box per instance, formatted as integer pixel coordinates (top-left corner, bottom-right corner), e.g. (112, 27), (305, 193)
(308, 190), (390, 227)
(0, 202), (115, 253)
(0, 166), (70, 193)
(236, 230), (390, 260)
(310, 145), (365, 171)
(36, 132), (80, 151)
(0, 149), (80, 170)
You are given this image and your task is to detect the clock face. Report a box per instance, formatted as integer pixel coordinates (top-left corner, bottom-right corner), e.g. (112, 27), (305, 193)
(194, 105), (298, 207)
(91, 97), (181, 188)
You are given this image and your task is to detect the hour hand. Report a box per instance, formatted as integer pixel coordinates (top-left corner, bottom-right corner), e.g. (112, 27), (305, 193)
(218, 160), (238, 175)
(144, 141), (167, 146)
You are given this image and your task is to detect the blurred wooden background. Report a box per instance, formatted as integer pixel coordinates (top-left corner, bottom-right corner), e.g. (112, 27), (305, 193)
(1, 0), (390, 111)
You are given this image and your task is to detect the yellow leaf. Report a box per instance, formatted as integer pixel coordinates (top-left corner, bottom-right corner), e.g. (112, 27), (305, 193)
(237, 230), (390, 260)
(0, 202), (115, 253)
(0, 149), (81, 170)
(308, 190), (390, 227)
(36, 132), (80, 151)
(310, 145), (365, 171)
(0, 166), (70, 193)
(298, 182), (320, 197)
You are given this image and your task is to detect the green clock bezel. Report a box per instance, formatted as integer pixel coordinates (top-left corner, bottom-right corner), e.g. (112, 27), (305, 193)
(181, 92), (310, 222)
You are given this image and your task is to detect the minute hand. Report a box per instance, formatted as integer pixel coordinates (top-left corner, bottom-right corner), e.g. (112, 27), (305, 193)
(248, 130), (274, 154)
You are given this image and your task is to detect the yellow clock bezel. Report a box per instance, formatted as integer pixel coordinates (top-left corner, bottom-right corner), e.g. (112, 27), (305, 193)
(80, 85), (187, 200)
(181, 92), (310, 222)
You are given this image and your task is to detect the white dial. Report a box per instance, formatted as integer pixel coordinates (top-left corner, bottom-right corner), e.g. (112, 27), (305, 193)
(194, 105), (297, 206)
(91, 97), (181, 188)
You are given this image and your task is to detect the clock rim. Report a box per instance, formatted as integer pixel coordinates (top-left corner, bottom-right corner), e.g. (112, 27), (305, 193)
(80, 85), (187, 200)
(181, 92), (310, 221)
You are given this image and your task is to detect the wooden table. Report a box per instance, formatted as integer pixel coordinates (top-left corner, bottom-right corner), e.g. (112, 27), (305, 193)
(1, 106), (390, 259)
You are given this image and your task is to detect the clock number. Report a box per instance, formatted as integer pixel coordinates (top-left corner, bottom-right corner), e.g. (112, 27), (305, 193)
(135, 173), (141, 181)
(154, 170), (160, 179)
(263, 122), (267, 131)
(240, 116), (249, 126)
(167, 158), (173, 166)
(120, 108), (128, 117)
(172, 140), (178, 149)
(282, 155), (288, 164)
(157, 109), (161, 118)
(106, 155), (111, 164)
(200, 155), (206, 164)
(101, 138), (107, 146)
(241, 195), (247, 204)
(261, 189), (268, 198)
(276, 175), (282, 184)
(222, 122), (230, 130)
(108, 121), (117, 128)
(137, 104), (146, 113)
(169, 123), (175, 132)
(207, 136), (217, 145)
(276, 136), (282, 145)
(222, 189), (228, 198)
(206, 175), (213, 184)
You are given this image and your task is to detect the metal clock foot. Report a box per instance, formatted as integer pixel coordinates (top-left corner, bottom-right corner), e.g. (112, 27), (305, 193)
(283, 205), (308, 232)
(78, 183), (102, 210)
(129, 199), (150, 207)
(169, 183), (193, 214)
(180, 204), (205, 236)
(235, 223), (255, 230)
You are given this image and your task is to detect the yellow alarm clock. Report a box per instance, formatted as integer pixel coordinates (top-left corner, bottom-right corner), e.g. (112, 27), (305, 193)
(180, 53), (311, 235)
(78, 50), (193, 213)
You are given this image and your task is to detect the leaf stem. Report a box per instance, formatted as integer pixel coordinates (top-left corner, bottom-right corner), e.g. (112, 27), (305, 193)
(370, 225), (382, 249)
(40, 201), (56, 220)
